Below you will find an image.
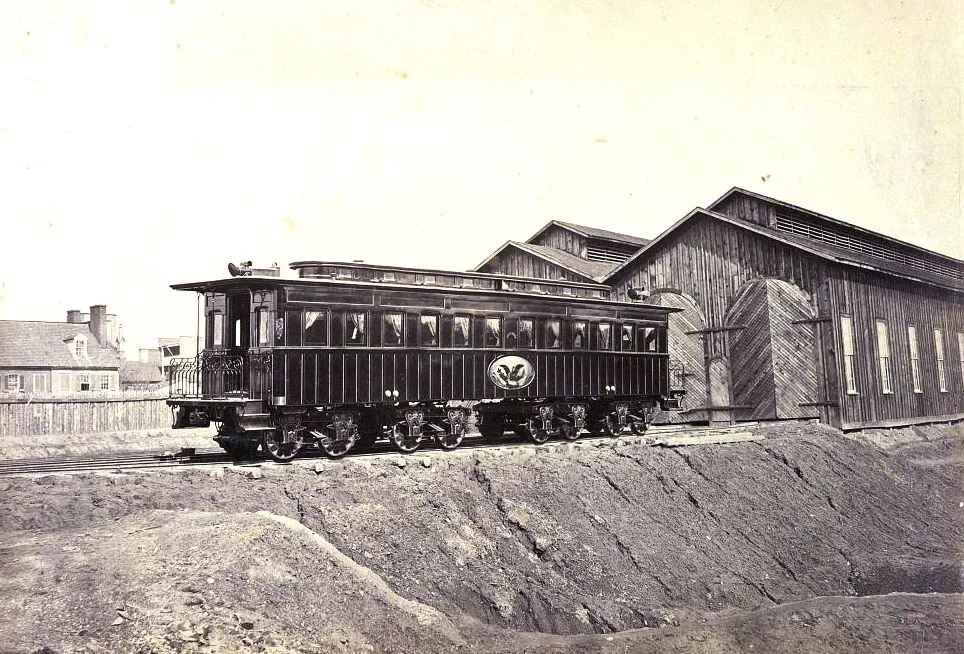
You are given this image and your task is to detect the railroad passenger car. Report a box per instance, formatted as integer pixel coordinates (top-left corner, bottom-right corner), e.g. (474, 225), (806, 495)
(168, 261), (685, 461)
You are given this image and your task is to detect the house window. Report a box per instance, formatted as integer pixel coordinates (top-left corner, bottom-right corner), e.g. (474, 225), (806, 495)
(383, 313), (404, 346)
(840, 316), (857, 394)
(5, 373), (21, 391)
(484, 318), (502, 348)
(74, 336), (87, 357)
(517, 319), (534, 348)
(572, 322), (587, 349)
(545, 320), (562, 348)
(935, 329), (947, 392)
(620, 325), (634, 352)
(33, 374), (47, 393)
(958, 332), (964, 387)
(908, 326), (922, 393)
(453, 316), (470, 347)
(875, 320), (892, 394)
(420, 315), (439, 347)
(99, 374), (111, 391)
(78, 373), (91, 391)
(304, 310), (329, 346)
(257, 309), (271, 346)
(56, 373), (71, 393)
(596, 323), (612, 351)
(346, 312), (367, 345)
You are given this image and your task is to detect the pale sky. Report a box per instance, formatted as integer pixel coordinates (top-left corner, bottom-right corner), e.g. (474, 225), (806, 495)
(1, 0), (961, 358)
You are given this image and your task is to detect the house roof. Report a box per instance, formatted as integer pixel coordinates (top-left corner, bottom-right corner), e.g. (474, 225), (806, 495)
(605, 207), (964, 292)
(474, 241), (619, 281)
(527, 220), (650, 247)
(0, 321), (122, 369)
(119, 360), (165, 384)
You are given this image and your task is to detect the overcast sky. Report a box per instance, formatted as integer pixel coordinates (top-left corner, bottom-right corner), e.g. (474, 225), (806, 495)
(0, 0), (961, 358)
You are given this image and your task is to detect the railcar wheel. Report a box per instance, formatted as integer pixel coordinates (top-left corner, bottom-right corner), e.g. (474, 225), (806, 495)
(317, 432), (353, 459)
(601, 415), (618, 437)
(630, 419), (648, 435)
(391, 422), (422, 453)
(262, 417), (304, 462)
(526, 418), (552, 445)
(435, 409), (467, 450)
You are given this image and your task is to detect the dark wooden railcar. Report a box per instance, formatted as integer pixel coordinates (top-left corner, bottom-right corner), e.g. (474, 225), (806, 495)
(168, 262), (684, 461)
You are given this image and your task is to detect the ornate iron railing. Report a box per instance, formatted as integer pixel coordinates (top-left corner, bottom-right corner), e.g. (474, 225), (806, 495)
(168, 350), (245, 399)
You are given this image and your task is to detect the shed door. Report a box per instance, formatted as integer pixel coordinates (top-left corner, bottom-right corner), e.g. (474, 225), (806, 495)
(726, 279), (820, 421)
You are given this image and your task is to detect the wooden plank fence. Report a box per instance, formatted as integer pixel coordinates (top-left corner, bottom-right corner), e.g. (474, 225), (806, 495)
(0, 389), (173, 437)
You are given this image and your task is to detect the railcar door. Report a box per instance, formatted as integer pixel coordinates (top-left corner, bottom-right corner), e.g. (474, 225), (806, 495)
(226, 291), (251, 394)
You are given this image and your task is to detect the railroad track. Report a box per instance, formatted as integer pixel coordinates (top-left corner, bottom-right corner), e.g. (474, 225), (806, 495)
(0, 424), (759, 477)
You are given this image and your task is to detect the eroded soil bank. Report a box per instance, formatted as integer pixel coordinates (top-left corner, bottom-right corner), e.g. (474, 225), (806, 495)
(1, 422), (962, 653)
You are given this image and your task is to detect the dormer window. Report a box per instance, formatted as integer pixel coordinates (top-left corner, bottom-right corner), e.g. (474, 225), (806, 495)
(74, 336), (87, 358)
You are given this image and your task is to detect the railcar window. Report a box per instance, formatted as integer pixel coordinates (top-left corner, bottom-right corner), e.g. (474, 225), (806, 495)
(383, 313), (404, 346)
(304, 310), (329, 346)
(596, 323), (612, 351)
(518, 319), (534, 348)
(573, 322), (587, 349)
(257, 309), (271, 346)
(453, 316), (470, 347)
(640, 327), (658, 352)
(420, 315), (439, 347)
(212, 313), (223, 348)
(546, 320), (562, 348)
(347, 312), (367, 345)
(620, 325), (634, 351)
(484, 318), (502, 348)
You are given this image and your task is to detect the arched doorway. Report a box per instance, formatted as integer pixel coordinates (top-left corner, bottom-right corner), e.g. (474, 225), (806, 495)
(724, 278), (821, 421)
(647, 291), (708, 424)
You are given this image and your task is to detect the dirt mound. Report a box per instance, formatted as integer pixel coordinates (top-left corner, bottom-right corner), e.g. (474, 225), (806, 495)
(0, 422), (962, 653)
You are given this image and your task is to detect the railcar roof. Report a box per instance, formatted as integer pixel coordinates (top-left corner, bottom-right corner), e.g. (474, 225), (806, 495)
(170, 275), (679, 313)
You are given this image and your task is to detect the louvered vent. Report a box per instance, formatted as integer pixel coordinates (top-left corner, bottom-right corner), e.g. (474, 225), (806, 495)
(585, 241), (640, 264)
(773, 211), (961, 280)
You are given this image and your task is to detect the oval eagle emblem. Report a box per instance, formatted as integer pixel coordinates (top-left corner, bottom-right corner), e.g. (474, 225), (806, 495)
(488, 355), (536, 390)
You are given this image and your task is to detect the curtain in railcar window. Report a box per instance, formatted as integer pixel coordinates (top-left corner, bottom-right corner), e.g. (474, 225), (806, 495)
(640, 327), (658, 352)
(596, 323), (611, 350)
(212, 313), (223, 348)
(384, 313), (404, 346)
(518, 319), (534, 348)
(546, 320), (561, 348)
(485, 318), (502, 347)
(621, 325), (634, 351)
(420, 315), (438, 347)
(453, 316), (470, 347)
(257, 309), (271, 346)
(347, 312), (366, 345)
(572, 322), (587, 349)
(304, 310), (328, 346)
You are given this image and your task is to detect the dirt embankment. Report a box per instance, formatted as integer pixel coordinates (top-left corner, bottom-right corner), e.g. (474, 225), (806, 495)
(0, 422), (962, 653)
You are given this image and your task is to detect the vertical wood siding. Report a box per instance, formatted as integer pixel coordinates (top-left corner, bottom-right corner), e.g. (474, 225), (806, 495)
(531, 226), (587, 258)
(0, 396), (170, 437)
(483, 249), (587, 282)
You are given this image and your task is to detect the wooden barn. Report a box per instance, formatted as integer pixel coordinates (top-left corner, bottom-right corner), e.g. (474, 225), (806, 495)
(477, 189), (963, 429)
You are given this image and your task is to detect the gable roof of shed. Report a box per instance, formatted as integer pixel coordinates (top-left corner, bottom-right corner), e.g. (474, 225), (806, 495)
(473, 241), (618, 281)
(0, 321), (122, 369)
(604, 207), (964, 292)
(526, 220), (650, 248)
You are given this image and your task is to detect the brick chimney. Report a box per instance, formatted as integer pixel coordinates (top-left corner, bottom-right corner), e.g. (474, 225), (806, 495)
(67, 309), (83, 323)
(89, 305), (108, 345)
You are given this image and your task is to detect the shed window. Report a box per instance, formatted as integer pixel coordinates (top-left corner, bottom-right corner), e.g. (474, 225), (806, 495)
(383, 313), (404, 346)
(908, 326), (922, 393)
(875, 320), (892, 394)
(958, 332), (964, 387)
(620, 325), (634, 352)
(257, 309), (271, 346)
(546, 320), (562, 348)
(518, 319), (534, 348)
(935, 329), (947, 392)
(596, 323), (612, 351)
(572, 322), (587, 349)
(347, 312), (366, 345)
(484, 318), (502, 348)
(304, 310), (329, 346)
(840, 316), (857, 394)
(420, 315), (438, 347)
(453, 316), (470, 347)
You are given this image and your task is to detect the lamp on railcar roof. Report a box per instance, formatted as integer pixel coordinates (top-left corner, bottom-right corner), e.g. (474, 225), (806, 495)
(227, 261), (253, 277)
(627, 288), (650, 301)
